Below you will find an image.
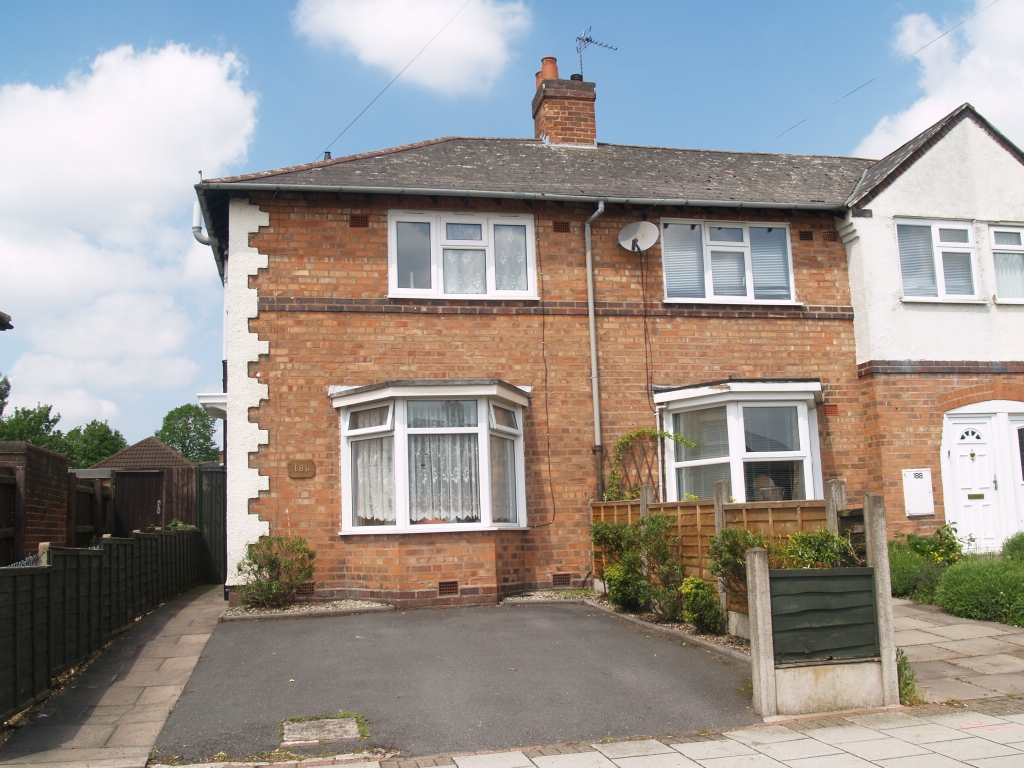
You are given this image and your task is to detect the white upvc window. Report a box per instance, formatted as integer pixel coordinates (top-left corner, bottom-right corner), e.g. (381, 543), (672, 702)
(991, 226), (1024, 303)
(896, 219), (978, 300)
(661, 219), (796, 304)
(654, 382), (824, 503)
(388, 211), (537, 299)
(332, 382), (529, 533)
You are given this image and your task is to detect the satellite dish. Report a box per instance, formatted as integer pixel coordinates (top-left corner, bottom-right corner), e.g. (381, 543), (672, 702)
(618, 221), (660, 252)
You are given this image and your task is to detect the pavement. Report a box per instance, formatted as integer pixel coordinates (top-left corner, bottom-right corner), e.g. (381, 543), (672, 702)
(153, 603), (758, 762)
(893, 598), (1024, 702)
(0, 585), (224, 768)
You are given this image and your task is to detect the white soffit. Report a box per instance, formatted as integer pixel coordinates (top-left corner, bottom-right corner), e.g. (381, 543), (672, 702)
(197, 392), (227, 420)
(328, 382), (531, 409)
(654, 380), (823, 406)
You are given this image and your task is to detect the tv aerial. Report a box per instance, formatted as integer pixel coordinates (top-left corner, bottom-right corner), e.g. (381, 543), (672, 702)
(618, 221), (660, 253)
(576, 27), (617, 79)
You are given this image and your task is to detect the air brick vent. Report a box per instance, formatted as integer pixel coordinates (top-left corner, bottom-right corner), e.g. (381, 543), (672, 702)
(824, 404), (839, 416)
(799, 230), (814, 241)
(823, 230), (839, 242)
(350, 215), (370, 228)
(553, 221), (571, 233)
(438, 580), (459, 596)
(552, 573), (573, 589)
(295, 582), (316, 601)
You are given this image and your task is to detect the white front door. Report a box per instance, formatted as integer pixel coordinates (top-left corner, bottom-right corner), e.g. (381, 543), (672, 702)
(949, 419), (1002, 551)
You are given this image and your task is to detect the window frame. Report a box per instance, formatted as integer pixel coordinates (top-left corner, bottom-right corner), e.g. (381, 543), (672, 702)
(895, 218), (979, 302)
(333, 382), (529, 534)
(660, 218), (799, 305)
(990, 225), (1024, 305)
(388, 210), (537, 300)
(654, 382), (823, 503)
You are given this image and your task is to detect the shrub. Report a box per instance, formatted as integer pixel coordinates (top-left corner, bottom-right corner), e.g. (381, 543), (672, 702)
(605, 552), (650, 611)
(899, 524), (970, 566)
(679, 575), (723, 634)
(889, 546), (928, 598)
(1003, 531), (1024, 563)
(935, 557), (1024, 626)
(706, 527), (770, 598)
(896, 648), (924, 705)
(236, 536), (316, 609)
(779, 528), (855, 569)
(165, 519), (198, 531)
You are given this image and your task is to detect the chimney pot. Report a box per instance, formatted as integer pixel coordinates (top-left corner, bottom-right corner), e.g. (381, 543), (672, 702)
(540, 56), (559, 81)
(535, 70), (543, 89)
(570, 74), (583, 81)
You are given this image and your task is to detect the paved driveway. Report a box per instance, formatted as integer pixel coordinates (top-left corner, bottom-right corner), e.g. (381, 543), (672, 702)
(155, 603), (757, 761)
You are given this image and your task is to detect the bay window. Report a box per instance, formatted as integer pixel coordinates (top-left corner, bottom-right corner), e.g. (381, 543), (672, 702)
(389, 211), (536, 299)
(331, 381), (529, 533)
(662, 219), (795, 303)
(655, 381), (824, 503)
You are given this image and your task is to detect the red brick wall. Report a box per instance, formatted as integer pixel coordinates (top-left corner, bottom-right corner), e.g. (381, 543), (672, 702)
(242, 193), (868, 604)
(860, 373), (1024, 538)
(0, 441), (68, 561)
(532, 80), (597, 145)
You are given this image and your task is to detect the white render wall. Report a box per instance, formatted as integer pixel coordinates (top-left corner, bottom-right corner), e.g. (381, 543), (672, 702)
(224, 198), (270, 586)
(843, 118), (1024, 363)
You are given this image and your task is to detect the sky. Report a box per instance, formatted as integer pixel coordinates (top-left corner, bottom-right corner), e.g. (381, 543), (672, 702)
(1, 0), (1021, 444)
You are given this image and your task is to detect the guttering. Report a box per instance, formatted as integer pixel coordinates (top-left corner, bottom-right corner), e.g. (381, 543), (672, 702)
(585, 200), (605, 500)
(192, 201), (218, 247)
(194, 182), (846, 211)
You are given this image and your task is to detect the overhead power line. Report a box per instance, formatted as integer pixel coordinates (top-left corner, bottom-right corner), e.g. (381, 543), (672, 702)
(318, 0), (474, 161)
(753, 0), (1003, 152)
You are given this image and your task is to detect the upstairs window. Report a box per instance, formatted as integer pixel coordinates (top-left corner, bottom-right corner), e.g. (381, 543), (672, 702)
(896, 220), (977, 300)
(991, 227), (1024, 301)
(662, 220), (795, 303)
(389, 212), (536, 299)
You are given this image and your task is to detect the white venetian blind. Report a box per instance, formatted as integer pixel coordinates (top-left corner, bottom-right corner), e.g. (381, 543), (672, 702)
(710, 251), (747, 296)
(896, 224), (938, 297)
(995, 252), (1024, 298)
(750, 227), (792, 300)
(662, 223), (705, 298)
(941, 252), (974, 295)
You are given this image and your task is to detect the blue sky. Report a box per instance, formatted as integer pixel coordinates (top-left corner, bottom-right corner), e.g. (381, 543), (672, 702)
(0, 0), (1019, 444)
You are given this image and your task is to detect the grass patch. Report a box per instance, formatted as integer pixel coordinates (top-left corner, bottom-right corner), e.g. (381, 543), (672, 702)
(935, 556), (1024, 626)
(280, 710), (370, 740)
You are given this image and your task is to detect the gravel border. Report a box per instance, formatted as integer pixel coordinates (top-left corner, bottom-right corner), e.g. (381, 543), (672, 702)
(221, 600), (395, 623)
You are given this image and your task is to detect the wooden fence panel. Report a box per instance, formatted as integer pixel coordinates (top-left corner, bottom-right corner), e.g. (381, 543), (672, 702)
(0, 567), (50, 723)
(770, 567), (879, 665)
(196, 466), (226, 584)
(0, 476), (16, 567)
(48, 548), (103, 675)
(723, 500), (828, 538)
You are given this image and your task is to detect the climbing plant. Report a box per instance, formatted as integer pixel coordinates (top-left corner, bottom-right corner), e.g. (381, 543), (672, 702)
(603, 428), (694, 501)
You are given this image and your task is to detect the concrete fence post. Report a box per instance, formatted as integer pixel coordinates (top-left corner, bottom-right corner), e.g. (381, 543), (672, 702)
(825, 479), (845, 534)
(864, 493), (900, 707)
(746, 547), (776, 717)
(713, 480), (729, 622)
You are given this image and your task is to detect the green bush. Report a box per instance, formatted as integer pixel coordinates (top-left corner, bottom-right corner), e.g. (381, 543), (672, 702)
(1003, 531), (1024, 563)
(935, 557), (1024, 626)
(706, 527), (770, 598)
(899, 524), (969, 566)
(236, 536), (316, 609)
(779, 527), (855, 569)
(604, 552), (651, 611)
(679, 576), (723, 634)
(889, 546), (928, 598)
(165, 519), (198, 531)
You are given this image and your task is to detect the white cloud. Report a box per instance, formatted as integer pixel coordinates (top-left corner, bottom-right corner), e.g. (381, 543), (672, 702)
(0, 44), (257, 437)
(856, 1), (1024, 158)
(292, 0), (531, 94)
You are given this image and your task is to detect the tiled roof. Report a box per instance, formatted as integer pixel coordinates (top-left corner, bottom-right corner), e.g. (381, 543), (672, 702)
(847, 103), (1024, 208)
(205, 137), (875, 208)
(92, 436), (194, 469)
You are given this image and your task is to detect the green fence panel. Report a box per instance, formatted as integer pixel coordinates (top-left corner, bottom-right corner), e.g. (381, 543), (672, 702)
(0, 567), (50, 723)
(770, 567), (879, 666)
(196, 467), (226, 584)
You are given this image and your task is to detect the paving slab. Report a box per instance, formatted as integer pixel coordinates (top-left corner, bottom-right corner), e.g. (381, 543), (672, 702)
(803, 724), (884, 745)
(672, 741), (756, 760)
(531, 754), (616, 768)
(963, 674), (1024, 695)
(612, 753), (700, 768)
(925, 737), (1022, 760)
(882, 723), (975, 744)
(933, 638), (1024, 656)
(869, 755), (970, 767)
(924, 713), (1012, 728)
(895, 630), (950, 646)
(591, 740), (673, 759)
(752, 737), (842, 760)
(839, 737), (932, 761)
(452, 754), (533, 768)
(952, 655), (1024, 675)
(845, 712), (929, 729)
(919, 677), (1005, 702)
(722, 726), (804, 745)
(902, 645), (961, 662)
(785, 755), (876, 768)
(894, 617), (946, 631)
(921, 624), (1010, 641)
(912, 660), (967, 679)
(694, 755), (786, 767)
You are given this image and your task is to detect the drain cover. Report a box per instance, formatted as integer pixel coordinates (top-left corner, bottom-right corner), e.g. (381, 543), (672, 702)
(281, 717), (359, 747)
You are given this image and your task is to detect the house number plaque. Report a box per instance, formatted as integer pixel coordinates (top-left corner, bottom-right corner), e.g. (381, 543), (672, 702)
(288, 460), (316, 479)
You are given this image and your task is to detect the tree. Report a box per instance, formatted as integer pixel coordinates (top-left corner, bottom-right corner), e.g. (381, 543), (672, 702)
(0, 372), (9, 418)
(155, 404), (219, 463)
(65, 420), (128, 468)
(0, 403), (71, 456)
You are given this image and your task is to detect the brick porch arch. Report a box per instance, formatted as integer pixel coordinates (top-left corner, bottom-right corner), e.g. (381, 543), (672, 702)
(939, 381), (1024, 411)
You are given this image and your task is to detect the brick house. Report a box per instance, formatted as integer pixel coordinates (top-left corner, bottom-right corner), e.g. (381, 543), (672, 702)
(839, 103), (1024, 550)
(194, 59), (1023, 604)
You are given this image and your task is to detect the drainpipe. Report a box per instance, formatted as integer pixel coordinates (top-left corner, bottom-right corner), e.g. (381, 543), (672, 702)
(192, 201), (218, 247)
(585, 201), (606, 500)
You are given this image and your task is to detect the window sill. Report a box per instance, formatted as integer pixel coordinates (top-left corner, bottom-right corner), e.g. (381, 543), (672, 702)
(662, 299), (804, 307)
(900, 297), (987, 305)
(388, 293), (540, 302)
(994, 297), (1024, 305)
(338, 524), (528, 536)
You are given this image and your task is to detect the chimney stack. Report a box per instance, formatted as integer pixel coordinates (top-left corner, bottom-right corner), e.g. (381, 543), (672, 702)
(532, 57), (597, 147)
